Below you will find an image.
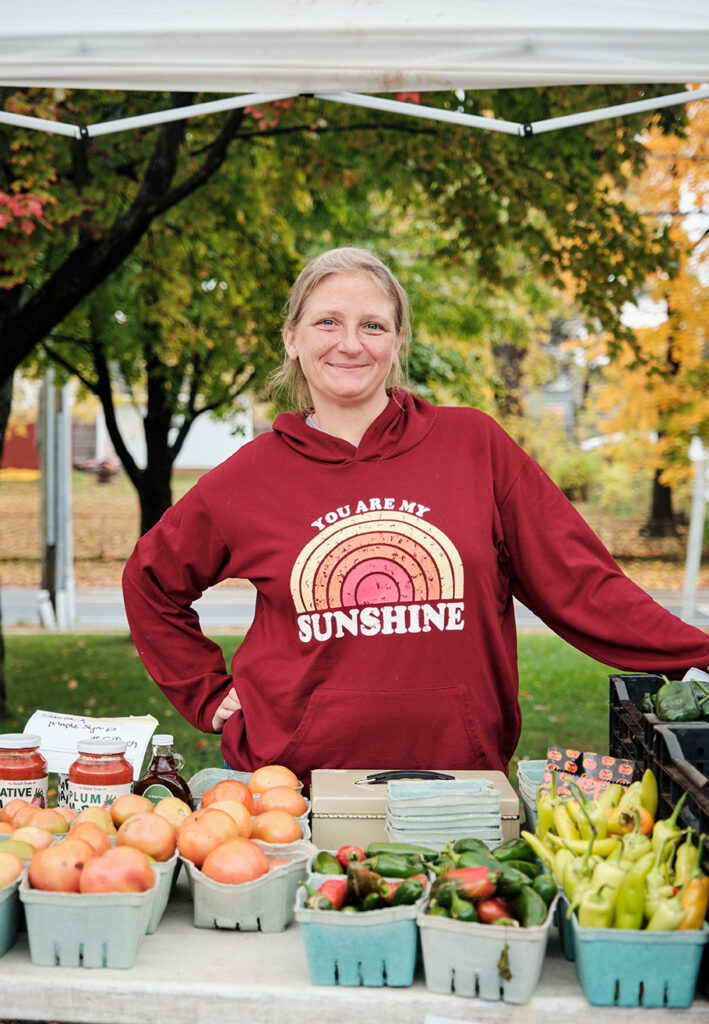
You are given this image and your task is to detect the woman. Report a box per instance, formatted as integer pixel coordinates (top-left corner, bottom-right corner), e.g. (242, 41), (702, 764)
(122, 247), (709, 784)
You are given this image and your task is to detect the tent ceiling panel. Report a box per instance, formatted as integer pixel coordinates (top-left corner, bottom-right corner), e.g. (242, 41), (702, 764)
(3, 1), (709, 93)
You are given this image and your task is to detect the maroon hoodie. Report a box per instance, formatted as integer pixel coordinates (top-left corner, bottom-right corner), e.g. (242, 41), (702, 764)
(122, 391), (709, 781)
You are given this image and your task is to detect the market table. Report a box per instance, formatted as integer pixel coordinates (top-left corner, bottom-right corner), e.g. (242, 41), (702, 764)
(0, 871), (706, 1024)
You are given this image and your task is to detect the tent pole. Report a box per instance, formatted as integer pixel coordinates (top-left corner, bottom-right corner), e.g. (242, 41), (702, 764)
(682, 438), (708, 623)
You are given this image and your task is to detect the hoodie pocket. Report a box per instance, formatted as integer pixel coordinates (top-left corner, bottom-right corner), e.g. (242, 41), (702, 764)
(275, 683), (487, 771)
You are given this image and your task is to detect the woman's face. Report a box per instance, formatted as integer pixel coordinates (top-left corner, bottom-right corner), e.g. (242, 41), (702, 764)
(283, 272), (402, 414)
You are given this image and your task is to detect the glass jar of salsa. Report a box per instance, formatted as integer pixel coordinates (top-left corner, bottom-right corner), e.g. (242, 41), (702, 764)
(0, 733), (48, 810)
(67, 738), (133, 812)
(133, 734), (193, 807)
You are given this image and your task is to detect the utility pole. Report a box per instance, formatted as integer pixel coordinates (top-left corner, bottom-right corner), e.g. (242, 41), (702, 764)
(682, 436), (708, 622)
(38, 367), (76, 631)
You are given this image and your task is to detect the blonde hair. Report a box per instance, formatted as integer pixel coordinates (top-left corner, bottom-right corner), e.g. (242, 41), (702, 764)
(269, 247), (411, 411)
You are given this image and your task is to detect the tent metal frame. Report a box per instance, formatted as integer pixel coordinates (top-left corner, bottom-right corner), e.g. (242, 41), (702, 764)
(2, 86), (709, 140)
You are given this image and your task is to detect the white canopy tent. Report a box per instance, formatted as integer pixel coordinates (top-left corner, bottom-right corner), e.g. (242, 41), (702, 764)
(2, 1), (709, 139)
(2, 0), (707, 627)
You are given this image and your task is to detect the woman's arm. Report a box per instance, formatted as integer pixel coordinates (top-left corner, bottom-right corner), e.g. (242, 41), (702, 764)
(500, 458), (709, 673)
(122, 485), (240, 733)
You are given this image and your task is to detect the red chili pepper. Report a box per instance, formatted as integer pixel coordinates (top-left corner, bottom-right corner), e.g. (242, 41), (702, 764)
(440, 866), (499, 901)
(318, 877), (348, 909)
(477, 896), (514, 924)
(336, 845), (365, 870)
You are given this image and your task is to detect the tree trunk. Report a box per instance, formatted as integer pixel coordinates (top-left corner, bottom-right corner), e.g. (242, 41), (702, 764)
(137, 462), (173, 536)
(0, 372), (14, 718)
(642, 468), (680, 537)
(492, 340), (525, 418)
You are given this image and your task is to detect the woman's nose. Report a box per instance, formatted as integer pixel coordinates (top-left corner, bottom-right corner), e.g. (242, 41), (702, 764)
(336, 324), (363, 352)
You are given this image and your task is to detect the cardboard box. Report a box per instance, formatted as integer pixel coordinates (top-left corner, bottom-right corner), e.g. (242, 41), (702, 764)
(310, 769), (519, 850)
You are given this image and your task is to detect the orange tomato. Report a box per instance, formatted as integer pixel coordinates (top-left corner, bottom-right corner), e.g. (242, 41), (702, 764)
(201, 837), (269, 885)
(250, 809), (302, 844)
(255, 786), (307, 817)
(201, 779), (255, 815)
(248, 764), (300, 795)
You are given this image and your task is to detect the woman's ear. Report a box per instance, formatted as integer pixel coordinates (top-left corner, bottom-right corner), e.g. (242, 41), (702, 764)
(283, 326), (298, 361)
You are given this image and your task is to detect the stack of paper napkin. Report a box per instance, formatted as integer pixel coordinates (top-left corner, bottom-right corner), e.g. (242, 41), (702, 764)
(385, 778), (502, 849)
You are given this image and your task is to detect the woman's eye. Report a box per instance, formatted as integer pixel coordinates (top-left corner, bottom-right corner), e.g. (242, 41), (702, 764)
(318, 318), (335, 326)
(365, 321), (384, 331)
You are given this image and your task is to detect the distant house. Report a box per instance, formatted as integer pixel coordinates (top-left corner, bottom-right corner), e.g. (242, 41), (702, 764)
(1, 377), (254, 473)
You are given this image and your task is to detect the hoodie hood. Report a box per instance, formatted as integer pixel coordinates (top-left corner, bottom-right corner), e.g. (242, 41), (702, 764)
(272, 389), (438, 464)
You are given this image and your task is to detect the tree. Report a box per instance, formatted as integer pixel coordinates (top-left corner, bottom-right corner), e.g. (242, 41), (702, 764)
(573, 93), (709, 534)
(0, 83), (693, 713)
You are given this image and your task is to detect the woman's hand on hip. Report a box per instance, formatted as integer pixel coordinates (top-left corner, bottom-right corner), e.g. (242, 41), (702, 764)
(212, 686), (242, 732)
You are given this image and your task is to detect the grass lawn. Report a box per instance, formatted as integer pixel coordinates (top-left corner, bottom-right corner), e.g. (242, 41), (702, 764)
(1, 631), (615, 796)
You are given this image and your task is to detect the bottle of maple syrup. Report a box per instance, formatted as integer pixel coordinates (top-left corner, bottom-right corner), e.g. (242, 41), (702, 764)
(133, 734), (193, 807)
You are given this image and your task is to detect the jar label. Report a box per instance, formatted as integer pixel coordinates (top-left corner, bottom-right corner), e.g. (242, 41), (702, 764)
(139, 783), (175, 806)
(66, 781), (132, 812)
(0, 777), (48, 809)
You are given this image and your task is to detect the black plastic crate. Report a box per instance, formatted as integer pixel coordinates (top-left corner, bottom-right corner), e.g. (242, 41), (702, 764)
(608, 673), (666, 777)
(652, 724), (709, 1000)
(653, 723), (709, 841)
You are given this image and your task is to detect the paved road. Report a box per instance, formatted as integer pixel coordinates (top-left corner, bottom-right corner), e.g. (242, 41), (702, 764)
(2, 585), (709, 633)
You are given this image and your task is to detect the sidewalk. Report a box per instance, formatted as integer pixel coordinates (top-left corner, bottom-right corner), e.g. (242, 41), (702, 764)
(2, 585), (709, 632)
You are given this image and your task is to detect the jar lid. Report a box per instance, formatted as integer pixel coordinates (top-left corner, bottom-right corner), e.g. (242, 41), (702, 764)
(76, 738), (127, 755)
(0, 732), (42, 749)
(152, 734), (173, 746)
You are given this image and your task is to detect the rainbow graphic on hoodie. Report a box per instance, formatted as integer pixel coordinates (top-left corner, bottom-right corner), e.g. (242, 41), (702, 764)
(290, 504), (465, 643)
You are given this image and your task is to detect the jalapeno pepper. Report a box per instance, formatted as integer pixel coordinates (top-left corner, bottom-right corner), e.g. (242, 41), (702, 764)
(449, 887), (478, 922)
(301, 882), (335, 910)
(531, 872), (557, 907)
(510, 884), (548, 927)
(392, 876), (426, 907)
(502, 858), (542, 879)
(426, 902), (450, 917)
(362, 891), (384, 911)
(378, 873), (428, 904)
(313, 850), (344, 875)
(451, 837), (494, 856)
(364, 841), (437, 858)
(491, 837), (537, 863)
(364, 852), (427, 878)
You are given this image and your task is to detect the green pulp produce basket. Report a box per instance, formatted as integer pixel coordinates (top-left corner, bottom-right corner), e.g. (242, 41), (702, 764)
(294, 872), (426, 986)
(570, 913), (709, 1008)
(416, 895), (558, 1004)
(0, 873), (22, 958)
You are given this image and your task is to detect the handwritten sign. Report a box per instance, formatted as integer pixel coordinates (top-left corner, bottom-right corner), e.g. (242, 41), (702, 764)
(24, 710), (159, 780)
